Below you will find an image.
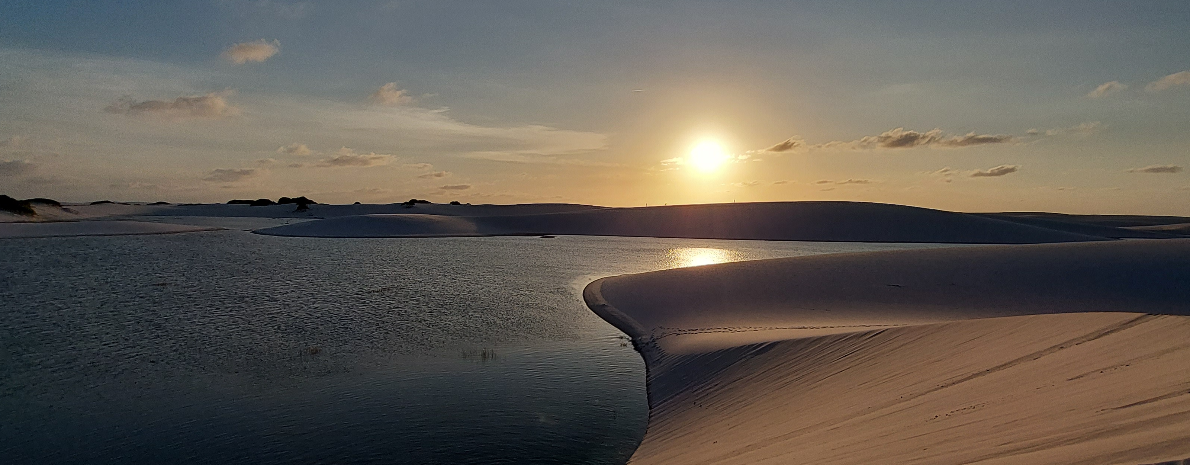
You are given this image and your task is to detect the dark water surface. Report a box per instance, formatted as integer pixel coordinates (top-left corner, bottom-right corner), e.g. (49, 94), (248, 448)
(0, 231), (940, 464)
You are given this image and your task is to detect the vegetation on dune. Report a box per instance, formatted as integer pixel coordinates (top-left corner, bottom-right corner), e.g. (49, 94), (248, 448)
(228, 196), (317, 208)
(0, 195), (69, 216)
(0, 195), (37, 216)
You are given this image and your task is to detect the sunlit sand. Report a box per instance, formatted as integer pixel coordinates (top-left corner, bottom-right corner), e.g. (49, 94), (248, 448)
(584, 240), (1190, 464)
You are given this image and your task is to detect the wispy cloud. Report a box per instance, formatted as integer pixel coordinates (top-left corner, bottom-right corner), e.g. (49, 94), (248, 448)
(1126, 165), (1183, 174)
(939, 132), (1014, 147)
(1036, 121), (1104, 137)
(315, 147), (393, 167)
(0, 159), (36, 176)
(203, 168), (259, 182)
(0, 135), (26, 148)
(222, 39), (280, 64)
(970, 164), (1020, 177)
(814, 179), (873, 185)
(729, 180), (761, 187)
(467, 151), (619, 167)
(1145, 71), (1190, 92)
(105, 92), (240, 120)
(418, 171), (450, 179)
(439, 184), (471, 190)
(276, 142), (312, 155)
(817, 128), (1013, 150)
(763, 137), (805, 153)
(1087, 81), (1127, 98)
(370, 82), (413, 106)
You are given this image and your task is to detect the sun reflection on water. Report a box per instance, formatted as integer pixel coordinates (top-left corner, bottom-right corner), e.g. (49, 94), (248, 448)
(665, 247), (740, 268)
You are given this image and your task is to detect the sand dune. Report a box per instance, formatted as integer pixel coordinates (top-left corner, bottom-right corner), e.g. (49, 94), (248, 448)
(0, 221), (217, 238)
(0, 200), (602, 223)
(257, 202), (1111, 243)
(585, 239), (1190, 464)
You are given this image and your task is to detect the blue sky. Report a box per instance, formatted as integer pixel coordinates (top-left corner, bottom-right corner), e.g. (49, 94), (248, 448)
(1, 1), (1188, 213)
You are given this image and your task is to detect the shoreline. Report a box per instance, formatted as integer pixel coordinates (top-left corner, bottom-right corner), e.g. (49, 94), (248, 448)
(0, 220), (220, 239)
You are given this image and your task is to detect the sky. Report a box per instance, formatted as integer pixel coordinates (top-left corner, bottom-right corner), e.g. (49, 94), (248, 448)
(0, 1), (1188, 214)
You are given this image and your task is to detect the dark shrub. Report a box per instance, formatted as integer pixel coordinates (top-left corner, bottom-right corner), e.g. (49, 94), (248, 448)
(0, 195), (36, 216)
(249, 199), (275, 206)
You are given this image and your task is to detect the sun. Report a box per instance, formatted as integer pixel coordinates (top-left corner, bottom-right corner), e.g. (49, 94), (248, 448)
(688, 140), (729, 173)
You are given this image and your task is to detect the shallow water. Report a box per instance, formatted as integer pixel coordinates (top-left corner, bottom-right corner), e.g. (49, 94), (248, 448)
(0, 231), (943, 464)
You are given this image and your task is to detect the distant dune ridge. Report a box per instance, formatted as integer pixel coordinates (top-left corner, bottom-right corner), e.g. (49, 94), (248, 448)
(584, 239), (1190, 464)
(255, 201), (1153, 243)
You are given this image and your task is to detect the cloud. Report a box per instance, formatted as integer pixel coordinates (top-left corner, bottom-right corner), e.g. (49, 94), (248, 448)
(1087, 81), (1127, 98)
(418, 171), (450, 179)
(773, 180), (790, 185)
(370, 82), (413, 106)
(276, 142), (312, 155)
(1043, 121), (1104, 137)
(1126, 165), (1183, 174)
(1145, 71), (1190, 92)
(0, 135), (26, 148)
(970, 164), (1020, 177)
(862, 128), (943, 148)
(404, 163), (433, 170)
(315, 147), (393, 167)
(764, 137), (805, 152)
(105, 92), (240, 119)
(729, 181), (761, 187)
(815, 179), (873, 185)
(467, 151), (620, 167)
(439, 184), (471, 190)
(256, 158), (278, 165)
(819, 128), (1012, 150)
(938, 132), (1014, 147)
(203, 168), (259, 182)
(222, 39), (280, 64)
(0, 159), (35, 176)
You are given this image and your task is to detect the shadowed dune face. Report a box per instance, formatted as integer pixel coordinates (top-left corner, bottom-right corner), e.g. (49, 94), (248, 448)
(592, 240), (1190, 341)
(257, 201), (1111, 243)
(254, 214), (480, 238)
(584, 239), (1190, 465)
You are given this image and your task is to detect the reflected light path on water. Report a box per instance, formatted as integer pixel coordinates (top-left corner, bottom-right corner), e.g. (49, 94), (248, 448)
(665, 247), (741, 268)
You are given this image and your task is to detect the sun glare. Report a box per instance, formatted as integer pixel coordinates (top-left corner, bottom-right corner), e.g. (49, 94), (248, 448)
(667, 247), (740, 268)
(689, 140), (729, 173)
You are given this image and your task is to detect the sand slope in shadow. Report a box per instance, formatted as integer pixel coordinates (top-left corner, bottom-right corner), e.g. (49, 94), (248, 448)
(256, 201), (1112, 243)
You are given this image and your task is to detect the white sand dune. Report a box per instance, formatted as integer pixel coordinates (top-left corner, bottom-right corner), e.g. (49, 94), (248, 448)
(257, 202), (1110, 243)
(585, 239), (1190, 464)
(0, 220), (217, 238)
